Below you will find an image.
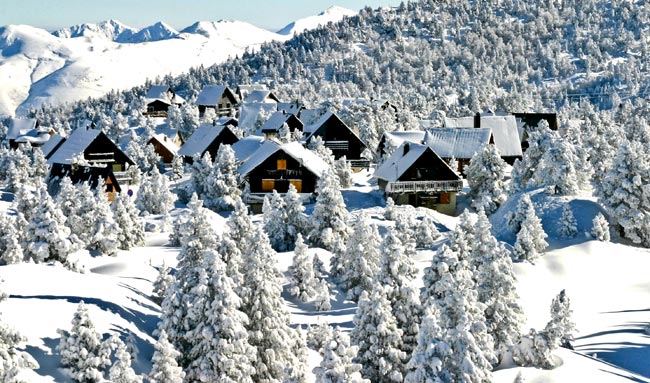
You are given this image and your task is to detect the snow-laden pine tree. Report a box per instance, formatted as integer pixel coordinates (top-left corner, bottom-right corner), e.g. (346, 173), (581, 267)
(0, 215), (23, 264)
(334, 156), (353, 188)
(510, 120), (558, 193)
(512, 328), (556, 369)
(415, 215), (440, 248)
(149, 330), (185, 383)
(284, 184), (311, 248)
(466, 144), (507, 214)
(109, 338), (142, 383)
(591, 213), (610, 241)
(170, 154), (184, 181)
(449, 210), (475, 263)
(314, 327), (369, 383)
(263, 191), (290, 251)
(309, 168), (351, 276)
(112, 192), (145, 250)
(152, 262), (173, 303)
(190, 152), (212, 200)
(544, 289), (576, 349)
(532, 136), (580, 195)
(184, 250), (256, 383)
(313, 279), (332, 312)
(513, 203), (548, 263)
(226, 198), (256, 256)
(241, 226), (301, 382)
(404, 306), (448, 383)
(599, 140), (650, 246)
(205, 144), (241, 211)
(56, 181), (95, 247)
(308, 136), (335, 167)
(89, 191), (120, 256)
(506, 194), (535, 234)
(288, 234), (319, 302)
(472, 210), (524, 362)
(557, 204), (578, 238)
(351, 287), (407, 383)
(23, 181), (76, 267)
(57, 301), (111, 382)
(136, 166), (175, 215)
(376, 227), (421, 356)
(0, 282), (38, 381)
(339, 212), (381, 302)
(384, 197), (397, 220)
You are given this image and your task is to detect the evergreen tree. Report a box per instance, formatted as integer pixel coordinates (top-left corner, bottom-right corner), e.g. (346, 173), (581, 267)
(112, 192), (145, 250)
(466, 144), (507, 214)
(152, 262), (173, 303)
(284, 184), (311, 247)
(351, 288), (406, 383)
(449, 210), (475, 263)
(190, 152), (212, 201)
(288, 234), (319, 302)
(404, 306), (447, 383)
(0, 216), (23, 264)
(170, 155), (184, 181)
(384, 197), (397, 221)
(313, 279), (332, 312)
(263, 191), (290, 252)
(591, 213), (610, 241)
(513, 204), (548, 263)
(339, 212), (381, 302)
(56, 301), (111, 382)
(56, 181), (96, 247)
(557, 204), (578, 238)
(533, 137), (580, 195)
(205, 144), (241, 211)
(544, 289), (576, 349)
(314, 327), (369, 383)
(90, 191), (120, 256)
(506, 194), (535, 234)
(136, 167), (175, 215)
(415, 215), (440, 248)
(149, 330), (185, 383)
(109, 339), (142, 383)
(334, 156), (353, 188)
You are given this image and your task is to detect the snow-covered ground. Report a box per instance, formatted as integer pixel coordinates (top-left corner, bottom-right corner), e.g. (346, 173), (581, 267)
(0, 170), (649, 382)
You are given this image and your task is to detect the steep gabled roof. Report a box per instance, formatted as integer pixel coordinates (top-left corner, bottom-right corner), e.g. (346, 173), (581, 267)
(303, 111), (335, 134)
(196, 85), (237, 106)
(41, 134), (66, 159)
(47, 128), (102, 165)
(149, 134), (180, 155)
(374, 142), (458, 182)
(237, 141), (329, 180)
(479, 115), (522, 157)
(444, 116), (475, 128)
(244, 89), (280, 104)
(423, 127), (493, 159)
(232, 135), (266, 163)
(177, 123), (227, 158)
(238, 103), (278, 130)
(381, 131), (426, 148)
(145, 85), (185, 105)
(258, 111), (302, 134)
(7, 118), (38, 140)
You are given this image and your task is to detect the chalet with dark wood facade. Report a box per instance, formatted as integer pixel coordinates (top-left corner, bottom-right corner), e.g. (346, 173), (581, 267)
(177, 122), (239, 163)
(374, 142), (462, 215)
(7, 118), (53, 149)
(302, 111), (368, 167)
(258, 111), (303, 139)
(144, 85), (185, 117)
(196, 85), (238, 117)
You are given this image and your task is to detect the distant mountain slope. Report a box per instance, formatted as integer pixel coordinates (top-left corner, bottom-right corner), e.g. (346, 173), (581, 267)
(277, 6), (356, 35)
(126, 21), (178, 43)
(52, 19), (137, 42)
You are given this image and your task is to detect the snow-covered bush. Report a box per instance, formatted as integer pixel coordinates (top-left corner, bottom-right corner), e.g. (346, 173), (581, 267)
(591, 213), (610, 241)
(334, 155), (353, 188)
(557, 204), (577, 238)
(384, 197), (397, 220)
(415, 215), (440, 248)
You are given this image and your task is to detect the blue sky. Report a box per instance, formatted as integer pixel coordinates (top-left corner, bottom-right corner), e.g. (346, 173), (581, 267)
(0, 0), (404, 31)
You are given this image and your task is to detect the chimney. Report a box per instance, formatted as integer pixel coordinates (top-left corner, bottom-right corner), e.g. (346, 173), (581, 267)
(474, 112), (481, 128)
(403, 142), (410, 156)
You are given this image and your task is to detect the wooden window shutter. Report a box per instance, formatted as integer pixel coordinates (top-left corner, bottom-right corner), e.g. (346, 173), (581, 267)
(289, 180), (302, 193)
(277, 159), (287, 170)
(262, 179), (275, 192)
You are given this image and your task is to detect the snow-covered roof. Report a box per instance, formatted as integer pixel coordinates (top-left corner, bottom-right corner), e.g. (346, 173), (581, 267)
(14, 132), (51, 145)
(237, 84), (266, 99)
(238, 103), (278, 130)
(196, 85), (234, 106)
(444, 116), (475, 128)
(238, 141), (329, 179)
(47, 128), (102, 165)
(374, 142), (457, 182)
(145, 85), (172, 100)
(150, 134), (179, 155)
(303, 111), (334, 134)
(298, 108), (326, 125)
(422, 127), (493, 159)
(40, 134), (66, 158)
(215, 116), (238, 126)
(7, 118), (38, 140)
(381, 131), (426, 148)
(177, 123), (226, 157)
(277, 102), (304, 115)
(479, 115), (522, 157)
(243, 89), (278, 104)
(259, 111), (294, 133)
(232, 135), (265, 163)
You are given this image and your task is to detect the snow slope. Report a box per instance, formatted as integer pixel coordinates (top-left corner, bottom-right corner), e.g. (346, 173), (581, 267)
(0, 173), (649, 382)
(277, 6), (357, 36)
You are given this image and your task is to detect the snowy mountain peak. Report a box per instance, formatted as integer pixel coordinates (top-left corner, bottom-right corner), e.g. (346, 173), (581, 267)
(277, 6), (356, 36)
(127, 21), (178, 43)
(52, 19), (137, 42)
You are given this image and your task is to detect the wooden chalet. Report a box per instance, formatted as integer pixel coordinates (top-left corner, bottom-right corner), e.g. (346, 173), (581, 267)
(148, 134), (179, 164)
(258, 111), (303, 139)
(374, 142), (462, 215)
(144, 85), (185, 117)
(7, 118), (53, 149)
(177, 122), (239, 163)
(50, 165), (123, 201)
(422, 127), (494, 174)
(302, 111), (369, 167)
(238, 140), (329, 210)
(236, 84), (267, 101)
(377, 131), (427, 159)
(47, 128), (134, 201)
(196, 85), (238, 117)
(243, 89), (281, 104)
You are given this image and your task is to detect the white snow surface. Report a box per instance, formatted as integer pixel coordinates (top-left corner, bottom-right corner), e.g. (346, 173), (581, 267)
(277, 6), (357, 36)
(1, 173), (649, 382)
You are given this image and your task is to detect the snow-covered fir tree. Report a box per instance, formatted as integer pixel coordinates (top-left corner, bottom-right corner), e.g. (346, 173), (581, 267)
(56, 301), (111, 383)
(288, 234), (319, 302)
(599, 140), (650, 246)
(204, 144), (241, 211)
(557, 204), (578, 238)
(404, 306), (447, 383)
(55, 180), (95, 247)
(591, 213), (610, 241)
(466, 144), (507, 214)
(532, 136), (580, 195)
(111, 192), (145, 250)
(448, 209), (475, 263)
(170, 154), (184, 181)
(415, 215), (440, 248)
(513, 203), (548, 263)
(0, 215), (23, 264)
(183, 250), (256, 383)
(89, 191), (120, 256)
(512, 328), (556, 369)
(544, 289), (576, 349)
(149, 330), (185, 383)
(472, 210), (524, 362)
(309, 168), (351, 276)
(189, 152), (212, 201)
(339, 212), (381, 302)
(314, 327), (369, 383)
(135, 166), (175, 215)
(384, 197), (397, 221)
(226, 198), (256, 256)
(263, 191), (290, 252)
(506, 194), (535, 234)
(308, 136), (335, 167)
(152, 262), (173, 303)
(313, 279), (332, 312)
(334, 156), (353, 188)
(351, 287), (407, 383)
(109, 338), (142, 383)
(0, 282), (38, 381)
(284, 183), (311, 249)
(509, 120), (557, 193)
(241, 226), (301, 382)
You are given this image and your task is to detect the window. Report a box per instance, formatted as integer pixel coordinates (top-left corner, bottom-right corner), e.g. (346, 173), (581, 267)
(289, 180), (302, 193)
(277, 159), (287, 170)
(440, 193), (450, 204)
(262, 179), (275, 192)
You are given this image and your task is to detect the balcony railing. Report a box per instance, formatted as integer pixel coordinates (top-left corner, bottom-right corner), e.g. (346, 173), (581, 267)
(385, 180), (463, 193)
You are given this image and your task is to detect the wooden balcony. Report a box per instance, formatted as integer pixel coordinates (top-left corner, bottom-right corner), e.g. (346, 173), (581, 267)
(385, 180), (463, 193)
